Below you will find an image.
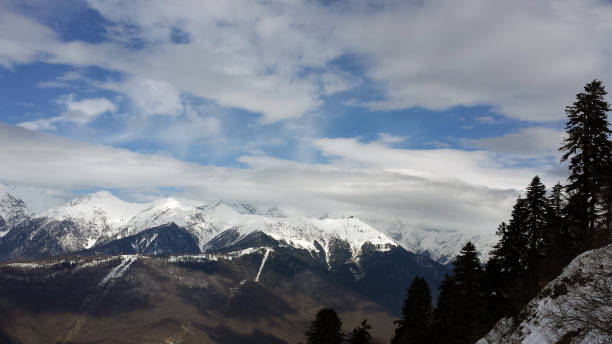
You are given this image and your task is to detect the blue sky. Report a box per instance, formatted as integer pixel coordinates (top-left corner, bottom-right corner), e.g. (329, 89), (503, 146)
(1, 0), (611, 233)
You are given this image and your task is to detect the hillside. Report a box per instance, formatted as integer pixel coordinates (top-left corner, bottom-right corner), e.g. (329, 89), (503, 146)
(476, 244), (612, 344)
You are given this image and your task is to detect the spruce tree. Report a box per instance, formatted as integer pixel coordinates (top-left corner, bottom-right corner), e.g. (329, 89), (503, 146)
(490, 197), (529, 276)
(560, 79), (612, 243)
(432, 274), (458, 344)
(543, 183), (567, 257)
(433, 242), (485, 344)
(524, 176), (549, 268)
(305, 308), (344, 344)
(391, 276), (432, 344)
(346, 320), (373, 344)
(600, 142), (612, 240)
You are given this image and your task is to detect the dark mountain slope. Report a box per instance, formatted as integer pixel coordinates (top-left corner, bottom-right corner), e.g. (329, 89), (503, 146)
(0, 252), (398, 344)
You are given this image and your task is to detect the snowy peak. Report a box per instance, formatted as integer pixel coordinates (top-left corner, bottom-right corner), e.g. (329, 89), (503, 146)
(0, 192), (32, 237)
(124, 197), (205, 234)
(2, 190), (488, 267)
(371, 219), (497, 264)
(42, 190), (145, 226)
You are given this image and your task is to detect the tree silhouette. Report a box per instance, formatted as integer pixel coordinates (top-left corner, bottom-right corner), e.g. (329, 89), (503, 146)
(304, 308), (344, 344)
(560, 79), (612, 244)
(391, 276), (432, 343)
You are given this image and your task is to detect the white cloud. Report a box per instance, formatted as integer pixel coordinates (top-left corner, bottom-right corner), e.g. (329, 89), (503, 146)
(0, 123), (567, 233)
(17, 95), (117, 131)
(312, 137), (563, 190)
(99, 77), (184, 117)
(378, 133), (407, 145)
(461, 127), (565, 157)
(336, 0), (612, 121)
(3, 1), (612, 123)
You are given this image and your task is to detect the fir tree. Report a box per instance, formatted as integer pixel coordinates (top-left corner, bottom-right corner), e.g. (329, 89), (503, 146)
(391, 276), (432, 344)
(560, 79), (612, 243)
(432, 274), (458, 344)
(305, 308), (344, 344)
(599, 142), (612, 240)
(524, 176), (549, 267)
(346, 320), (373, 344)
(543, 183), (567, 256)
(490, 197), (529, 276)
(433, 242), (485, 344)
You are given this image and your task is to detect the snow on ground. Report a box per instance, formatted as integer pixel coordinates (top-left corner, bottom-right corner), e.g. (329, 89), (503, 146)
(99, 255), (138, 286)
(168, 247), (270, 263)
(254, 248), (271, 282)
(476, 244), (612, 344)
(74, 257), (119, 271)
(6, 260), (71, 269)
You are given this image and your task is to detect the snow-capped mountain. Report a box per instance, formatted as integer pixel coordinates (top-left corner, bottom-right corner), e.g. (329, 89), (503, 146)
(476, 244), (612, 344)
(0, 191), (495, 266)
(34, 191), (148, 250)
(0, 191), (397, 263)
(0, 192), (32, 237)
(370, 219), (497, 264)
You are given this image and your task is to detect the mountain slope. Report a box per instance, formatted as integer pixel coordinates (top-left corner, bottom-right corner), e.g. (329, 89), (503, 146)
(371, 219), (497, 264)
(84, 223), (201, 256)
(476, 244), (612, 344)
(0, 251), (403, 343)
(0, 193), (32, 237)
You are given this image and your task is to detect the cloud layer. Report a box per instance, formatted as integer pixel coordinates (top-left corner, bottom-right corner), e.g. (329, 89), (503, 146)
(0, 123), (565, 233)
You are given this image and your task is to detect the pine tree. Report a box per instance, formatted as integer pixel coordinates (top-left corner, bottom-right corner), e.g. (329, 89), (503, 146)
(305, 308), (344, 344)
(599, 141), (612, 241)
(524, 176), (549, 268)
(346, 320), (373, 344)
(490, 197), (529, 276)
(560, 79), (612, 243)
(543, 183), (567, 256)
(433, 242), (486, 344)
(391, 276), (432, 344)
(432, 274), (458, 344)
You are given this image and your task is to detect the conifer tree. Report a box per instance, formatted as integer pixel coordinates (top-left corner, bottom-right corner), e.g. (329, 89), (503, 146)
(391, 276), (432, 344)
(524, 176), (549, 267)
(490, 197), (529, 276)
(600, 142), (612, 240)
(543, 183), (567, 256)
(433, 242), (485, 344)
(560, 79), (612, 242)
(432, 273), (457, 338)
(346, 320), (373, 344)
(305, 308), (344, 344)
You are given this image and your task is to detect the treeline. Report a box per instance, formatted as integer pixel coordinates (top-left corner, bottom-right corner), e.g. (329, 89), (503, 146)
(303, 79), (612, 344)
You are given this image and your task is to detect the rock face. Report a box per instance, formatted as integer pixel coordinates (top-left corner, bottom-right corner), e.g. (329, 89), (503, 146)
(476, 244), (612, 344)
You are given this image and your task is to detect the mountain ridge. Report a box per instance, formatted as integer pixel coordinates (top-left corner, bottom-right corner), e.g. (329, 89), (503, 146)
(0, 191), (494, 265)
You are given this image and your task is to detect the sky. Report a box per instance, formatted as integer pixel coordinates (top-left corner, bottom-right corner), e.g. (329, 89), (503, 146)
(1, 0), (612, 234)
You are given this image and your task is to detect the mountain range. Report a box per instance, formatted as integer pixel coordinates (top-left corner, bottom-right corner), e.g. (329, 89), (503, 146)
(0, 190), (455, 343)
(0, 190), (495, 265)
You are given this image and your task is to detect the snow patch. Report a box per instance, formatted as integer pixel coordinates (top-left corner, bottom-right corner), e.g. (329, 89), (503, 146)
(99, 255), (137, 286)
(477, 244), (612, 344)
(255, 248), (271, 282)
